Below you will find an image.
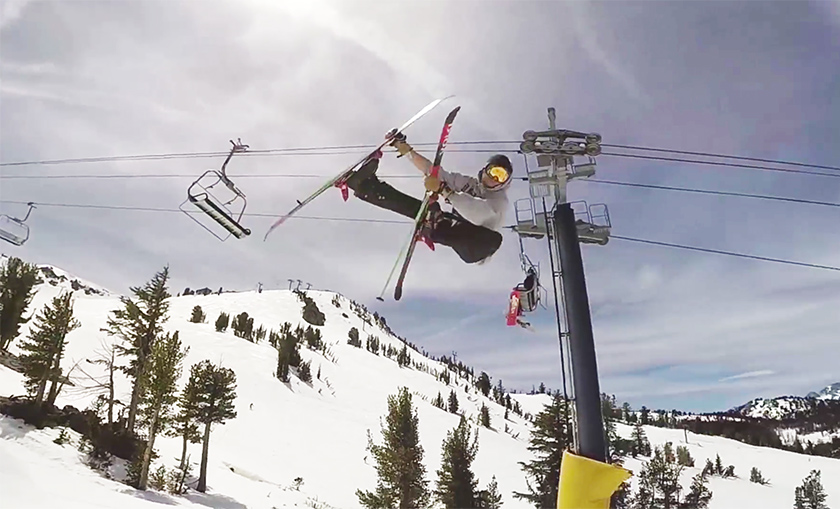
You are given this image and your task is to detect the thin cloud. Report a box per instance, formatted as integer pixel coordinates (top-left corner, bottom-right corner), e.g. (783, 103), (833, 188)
(718, 370), (776, 383)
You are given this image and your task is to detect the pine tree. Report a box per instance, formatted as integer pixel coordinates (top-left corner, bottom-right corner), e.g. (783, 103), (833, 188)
(17, 291), (80, 407)
(434, 414), (479, 508)
(681, 471), (712, 508)
(397, 344), (410, 367)
(214, 312), (229, 332)
(478, 475), (503, 509)
(0, 256), (41, 351)
(448, 389), (459, 414)
(433, 392), (445, 410)
(479, 404), (491, 429)
(630, 421), (651, 457)
(136, 331), (187, 490)
(476, 372), (491, 397)
(749, 466), (769, 485)
(357, 387), (430, 508)
(640, 406), (650, 425)
(165, 380), (201, 471)
(676, 445), (695, 467)
(189, 305), (205, 323)
(186, 360), (238, 493)
(794, 470), (828, 509)
(104, 266), (172, 435)
(634, 446), (683, 509)
(513, 393), (571, 507)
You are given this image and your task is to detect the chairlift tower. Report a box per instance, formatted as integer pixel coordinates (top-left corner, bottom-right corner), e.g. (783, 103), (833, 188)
(513, 107), (612, 464)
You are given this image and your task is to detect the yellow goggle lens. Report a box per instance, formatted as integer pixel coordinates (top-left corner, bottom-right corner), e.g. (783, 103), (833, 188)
(487, 165), (509, 182)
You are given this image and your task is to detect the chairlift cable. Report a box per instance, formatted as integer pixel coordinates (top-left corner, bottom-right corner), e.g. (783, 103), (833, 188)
(2, 198), (839, 273)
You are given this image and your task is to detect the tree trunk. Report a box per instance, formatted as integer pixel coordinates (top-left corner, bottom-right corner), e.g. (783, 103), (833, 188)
(138, 411), (159, 490)
(35, 375), (48, 407)
(179, 430), (189, 470)
(107, 351), (115, 426)
(197, 420), (212, 492)
(126, 367), (143, 434)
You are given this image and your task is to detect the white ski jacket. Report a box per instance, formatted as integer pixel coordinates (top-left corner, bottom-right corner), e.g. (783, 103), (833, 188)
(428, 166), (509, 231)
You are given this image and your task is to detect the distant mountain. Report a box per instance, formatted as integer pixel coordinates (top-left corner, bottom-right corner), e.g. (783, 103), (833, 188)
(0, 254), (112, 297)
(806, 382), (840, 401)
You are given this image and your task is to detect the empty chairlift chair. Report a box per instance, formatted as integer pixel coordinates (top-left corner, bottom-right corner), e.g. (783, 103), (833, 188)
(0, 202), (36, 246)
(180, 139), (252, 241)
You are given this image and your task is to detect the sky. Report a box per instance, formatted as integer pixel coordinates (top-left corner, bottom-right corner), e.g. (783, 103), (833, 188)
(1, 0), (839, 413)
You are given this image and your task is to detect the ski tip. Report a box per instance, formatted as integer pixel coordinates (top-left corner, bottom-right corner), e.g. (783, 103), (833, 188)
(394, 288), (402, 301)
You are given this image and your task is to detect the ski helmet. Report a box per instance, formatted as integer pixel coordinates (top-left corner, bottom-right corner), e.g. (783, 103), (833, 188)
(478, 154), (513, 191)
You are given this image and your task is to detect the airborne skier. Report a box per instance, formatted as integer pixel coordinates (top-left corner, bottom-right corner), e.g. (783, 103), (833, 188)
(345, 133), (513, 264)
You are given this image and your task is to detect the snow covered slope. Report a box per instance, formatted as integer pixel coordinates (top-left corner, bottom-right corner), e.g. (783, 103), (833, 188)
(1, 262), (840, 508)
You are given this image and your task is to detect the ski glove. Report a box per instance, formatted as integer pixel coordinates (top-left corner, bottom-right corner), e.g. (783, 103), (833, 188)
(388, 132), (413, 157)
(424, 174), (451, 197)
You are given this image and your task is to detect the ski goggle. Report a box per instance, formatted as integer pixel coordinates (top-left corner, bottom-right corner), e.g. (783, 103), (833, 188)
(485, 165), (510, 183)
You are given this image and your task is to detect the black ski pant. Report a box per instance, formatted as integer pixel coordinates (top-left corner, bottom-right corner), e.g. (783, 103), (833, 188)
(345, 162), (502, 264)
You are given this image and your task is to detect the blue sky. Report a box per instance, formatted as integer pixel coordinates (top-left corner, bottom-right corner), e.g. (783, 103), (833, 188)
(1, 0), (839, 413)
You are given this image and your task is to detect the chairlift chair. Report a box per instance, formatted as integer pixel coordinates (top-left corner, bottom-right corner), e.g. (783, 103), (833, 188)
(180, 139), (252, 241)
(0, 202), (36, 246)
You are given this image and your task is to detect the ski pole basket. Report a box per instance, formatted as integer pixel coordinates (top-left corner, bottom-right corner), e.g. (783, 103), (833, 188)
(180, 139), (251, 241)
(0, 202), (36, 246)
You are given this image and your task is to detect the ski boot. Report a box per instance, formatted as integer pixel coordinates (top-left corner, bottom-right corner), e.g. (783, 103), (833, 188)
(343, 150), (383, 193)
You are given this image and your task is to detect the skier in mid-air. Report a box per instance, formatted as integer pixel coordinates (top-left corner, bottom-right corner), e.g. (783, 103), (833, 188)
(344, 132), (512, 264)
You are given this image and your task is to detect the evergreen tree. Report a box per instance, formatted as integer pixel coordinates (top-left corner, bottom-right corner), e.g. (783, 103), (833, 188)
(275, 328), (301, 383)
(214, 312), (229, 332)
(434, 414), (479, 508)
(476, 372), (491, 397)
(104, 266), (172, 435)
(640, 406), (650, 425)
(713, 454), (724, 475)
(397, 344), (410, 368)
(0, 256), (41, 351)
(621, 402), (632, 422)
(189, 305), (205, 323)
(186, 360), (238, 493)
(634, 446), (683, 509)
(357, 387), (430, 509)
(630, 421), (651, 457)
(17, 291), (80, 407)
(676, 445), (695, 467)
(165, 380), (202, 471)
(513, 393), (571, 507)
(432, 392), (445, 410)
(479, 404), (491, 429)
(348, 327), (361, 347)
(298, 360), (312, 383)
(448, 389), (459, 414)
(137, 331), (187, 490)
(478, 475), (503, 509)
(794, 470), (828, 509)
(749, 466), (769, 485)
(681, 472), (712, 508)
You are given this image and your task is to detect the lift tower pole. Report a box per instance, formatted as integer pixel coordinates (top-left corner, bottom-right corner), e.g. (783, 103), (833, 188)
(517, 107), (611, 462)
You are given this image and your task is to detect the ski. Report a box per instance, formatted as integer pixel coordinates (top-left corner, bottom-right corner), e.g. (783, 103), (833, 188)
(263, 96), (453, 241)
(376, 105), (461, 302)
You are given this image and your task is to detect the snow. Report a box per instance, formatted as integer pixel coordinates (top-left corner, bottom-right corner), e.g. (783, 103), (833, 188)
(807, 382), (840, 401)
(616, 423), (840, 508)
(1, 263), (840, 508)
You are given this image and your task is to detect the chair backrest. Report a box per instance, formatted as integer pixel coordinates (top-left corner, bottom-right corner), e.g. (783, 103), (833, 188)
(0, 215), (28, 246)
(514, 270), (539, 313)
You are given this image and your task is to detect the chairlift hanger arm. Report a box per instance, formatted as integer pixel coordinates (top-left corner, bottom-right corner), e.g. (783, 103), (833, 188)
(219, 138), (249, 179)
